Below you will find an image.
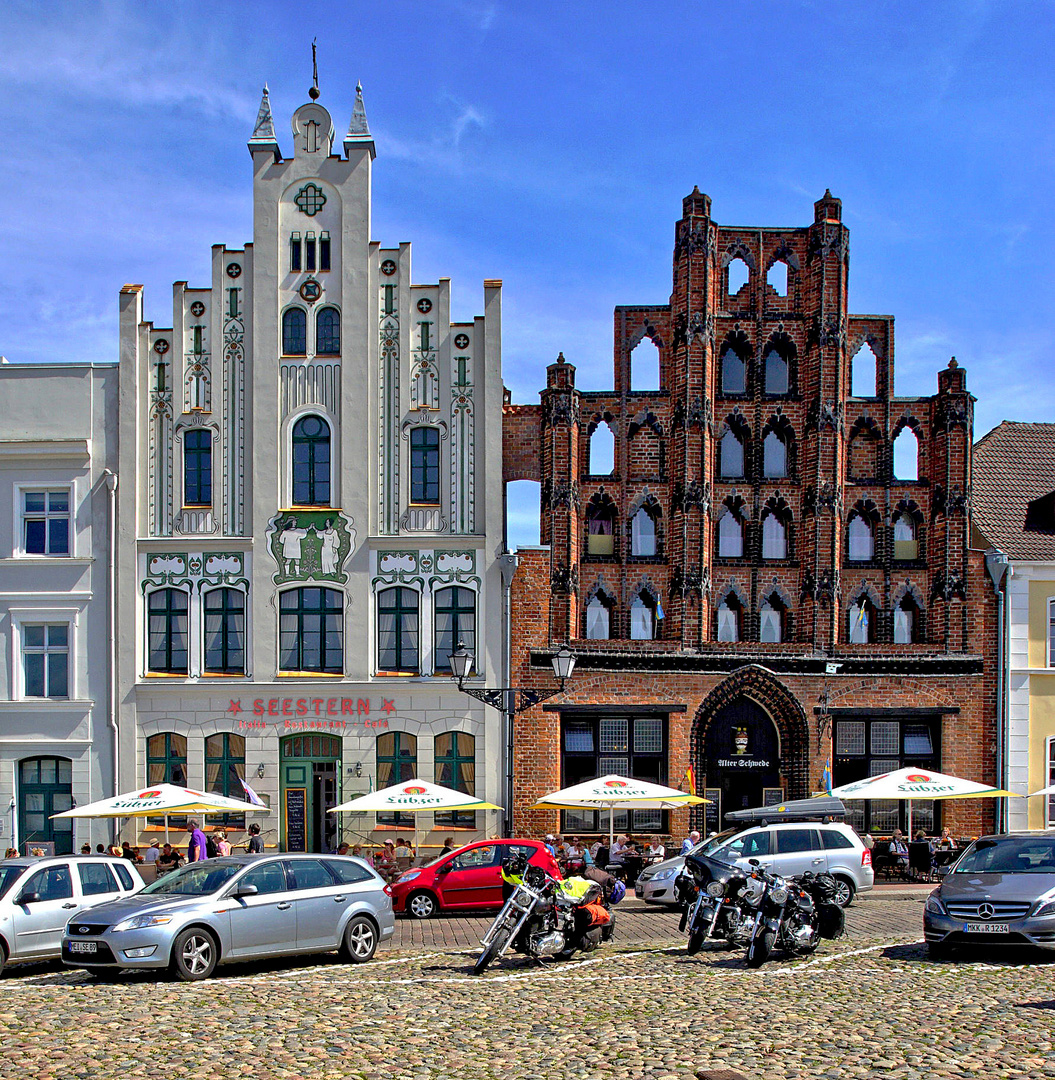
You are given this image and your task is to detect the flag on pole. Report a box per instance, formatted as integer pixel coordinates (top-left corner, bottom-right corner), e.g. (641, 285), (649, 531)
(240, 778), (265, 806)
(682, 764), (697, 797)
(655, 598), (665, 620)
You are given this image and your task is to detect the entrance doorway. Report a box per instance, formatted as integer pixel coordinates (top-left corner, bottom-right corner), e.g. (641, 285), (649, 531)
(19, 757), (74, 855)
(280, 734), (340, 853)
(702, 698), (781, 824)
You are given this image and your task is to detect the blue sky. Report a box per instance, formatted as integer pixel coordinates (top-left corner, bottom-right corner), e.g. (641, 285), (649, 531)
(0, 2), (1051, 546)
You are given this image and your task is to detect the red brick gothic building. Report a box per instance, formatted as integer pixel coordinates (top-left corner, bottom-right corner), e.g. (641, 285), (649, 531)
(503, 189), (996, 842)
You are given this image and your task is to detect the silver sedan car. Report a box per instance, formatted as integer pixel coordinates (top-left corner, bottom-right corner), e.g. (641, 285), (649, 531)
(62, 854), (394, 980)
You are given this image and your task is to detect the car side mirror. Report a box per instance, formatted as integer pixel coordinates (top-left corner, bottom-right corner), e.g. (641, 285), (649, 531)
(233, 883), (258, 898)
(435, 862), (451, 875)
(16, 891), (41, 905)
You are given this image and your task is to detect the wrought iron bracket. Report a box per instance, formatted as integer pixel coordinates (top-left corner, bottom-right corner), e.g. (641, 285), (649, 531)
(456, 684), (565, 715)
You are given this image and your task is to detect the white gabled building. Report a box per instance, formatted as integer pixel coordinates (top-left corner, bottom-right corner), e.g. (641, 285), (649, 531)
(115, 82), (508, 853)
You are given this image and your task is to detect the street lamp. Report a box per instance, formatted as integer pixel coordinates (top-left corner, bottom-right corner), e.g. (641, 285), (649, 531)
(447, 641), (575, 714)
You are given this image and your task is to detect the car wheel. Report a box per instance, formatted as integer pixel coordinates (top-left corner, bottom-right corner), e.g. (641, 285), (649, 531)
(831, 875), (856, 908)
(170, 927), (218, 981)
(407, 891), (438, 919)
(340, 916), (378, 964)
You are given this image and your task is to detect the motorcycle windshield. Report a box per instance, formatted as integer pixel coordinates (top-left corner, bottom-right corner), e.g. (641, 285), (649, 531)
(684, 850), (741, 882)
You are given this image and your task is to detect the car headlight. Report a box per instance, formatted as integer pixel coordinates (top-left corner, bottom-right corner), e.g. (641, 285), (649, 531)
(924, 891), (946, 916)
(651, 867), (677, 881)
(1033, 900), (1055, 918)
(398, 870), (422, 883)
(111, 914), (174, 932)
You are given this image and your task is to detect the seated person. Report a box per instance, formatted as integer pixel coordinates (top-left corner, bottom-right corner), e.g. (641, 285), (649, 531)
(373, 841), (398, 880)
(889, 829), (909, 870)
(157, 843), (182, 871)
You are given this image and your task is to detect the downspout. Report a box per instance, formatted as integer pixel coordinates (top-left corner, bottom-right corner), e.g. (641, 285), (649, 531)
(498, 544), (518, 838)
(985, 548), (1010, 833)
(103, 469), (119, 797)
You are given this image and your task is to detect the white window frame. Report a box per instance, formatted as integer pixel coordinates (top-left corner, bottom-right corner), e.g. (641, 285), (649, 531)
(1048, 597), (1055, 668)
(9, 607), (81, 701)
(14, 483), (74, 558)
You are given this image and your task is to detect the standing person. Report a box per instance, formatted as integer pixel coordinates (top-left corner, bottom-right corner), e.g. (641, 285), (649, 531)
(680, 830), (701, 855)
(216, 830), (232, 857)
(186, 819), (208, 862)
(95, 844), (106, 854)
(246, 822), (263, 853)
(439, 836), (456, 857)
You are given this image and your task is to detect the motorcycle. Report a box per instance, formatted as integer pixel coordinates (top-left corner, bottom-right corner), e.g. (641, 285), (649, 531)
(740, 861), (844, 967)
(677, 850), (752, 955)
(473, 860), (613, 974)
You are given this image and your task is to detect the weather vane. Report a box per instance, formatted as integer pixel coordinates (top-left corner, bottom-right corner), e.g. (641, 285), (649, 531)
(309, 38), (320, 100)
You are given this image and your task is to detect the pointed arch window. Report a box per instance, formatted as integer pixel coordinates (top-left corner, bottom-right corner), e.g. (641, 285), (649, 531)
(586, 500), (617, 556)
(630, 506), (657, 556)
(316, 307), (340, 356)
(848, 514), (874, 561)
(720, 346), (746, 395)
(630, 593), (657, 640)
(760, 595), (785, 644)
(764, 348), (789, 395)
(762, 430), (787, 478)
(719, 428), (745, 478)
(585, 593), (613, 640)
(282, 307), (307, 356)
(893, 515), (918, 561)
(718, 509), (743, 558)
(292, 415), (331, 505)
(848, 597), (876, 644)
(894, 596), (920, 644)
(717, 595), (741, 643)
(761, 512), (787, 559)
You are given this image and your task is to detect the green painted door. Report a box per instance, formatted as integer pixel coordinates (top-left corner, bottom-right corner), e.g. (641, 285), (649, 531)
(280, 734), (341, 852)
(19, 757), (73, 855)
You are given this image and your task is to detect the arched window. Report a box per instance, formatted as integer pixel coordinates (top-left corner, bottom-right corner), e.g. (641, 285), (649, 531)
(718, 510), (743, 558)
(148, 588), (189, 674)
(376, 732), (417, 825)
(631, 337), (660, 391)
(717, 595), (741, 643)
(763, 430), (787, 478)
(727, 257), (749, 294)
(849, 597), (876, 644)
(588, 421), (615, 475)
(893, 427), (919, 481)
(759, 595), (784, 644)
(279, 587), (343, 673)
(377, 587), (419, 673)
(893, 515), (918, 561)
(586, 500), (616, 556)
(203, 588), (246, 674)
(851, 343), (878, 397)
(764, 348), (789, 395)
(894, 596), (919, 644)
(435, 732), (476, 827)
(761, 513), (787, 559)
(282, 307), (307, 356)
(434, 586), (475, 673)
(585, 593), (612, 639)
(848, 515), (874, 561)
(630, 593), (657, 640)
(205, 732), (246, 827)
(719, 429), (744, 478)
(630, 507), (657, 556)
(146, 733), (187, 826)
(292, 415), (331, 506)
(767, 260), (789, 297)
(720, 346), (746, 395)
(316, 307), (340, 356)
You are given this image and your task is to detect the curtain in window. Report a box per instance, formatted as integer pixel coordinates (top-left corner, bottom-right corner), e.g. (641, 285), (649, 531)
(848, 517), (873, 561)
(585, 597), (610, 639)
(760, 600), (782, 643)
(761, 514), (786, 559)
(720, 430), (744, 477)
(718, 511), (743, 558)
(717, 601), (739, 642)
(849, 603), (870, 643)
(630, 510), (656, 556)
(630, 596), (653, 640)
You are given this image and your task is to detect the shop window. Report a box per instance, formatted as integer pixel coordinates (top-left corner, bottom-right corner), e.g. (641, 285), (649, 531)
(719, 429), (744, 478)
(1048, 737), (1055, 827)
(19, 757), (73, 855)
(848, 515), (873, 562)
(584, 592), (613, 640)
(720, 346), (746, 395)
(559, 714), (667, 833)
(630, 507), (657, 556)
(434, 586), (475, 674)
(435, 732), (476, 827)
(292, 415), (331, 506)
(203, 588), (246, 674)
(762, 431), (787, 478)
(377, 587), (419, 673)
(282, 308), (307, 356)
(148, 588), (189, 674)
(316, 307), (341, 356)
(22, 489), (70, 556)
(410, 427), (440, 503)
(279, 587), (343, 673)
(761, 513), (787, 559)
(764, 349), (789, 395)
(376, 732), (417, 826)
(717, 595), (741, 643)
(147, 732), (188, 787)
(205, 732), (246, 828)
(629, 593), (657, 641)
(717, 510), (743, 558)
(22, 623), (68, 699)
(183, 429), (212, 506)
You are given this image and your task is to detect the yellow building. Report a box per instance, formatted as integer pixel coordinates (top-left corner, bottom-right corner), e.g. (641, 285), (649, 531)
(974, 422), (1055, 830)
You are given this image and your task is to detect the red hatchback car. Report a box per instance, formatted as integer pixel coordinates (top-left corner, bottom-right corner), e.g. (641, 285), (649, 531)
(391, 839), (559, 918)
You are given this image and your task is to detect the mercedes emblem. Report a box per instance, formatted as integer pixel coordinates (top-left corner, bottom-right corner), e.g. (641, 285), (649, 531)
(977, 903), (995, 920)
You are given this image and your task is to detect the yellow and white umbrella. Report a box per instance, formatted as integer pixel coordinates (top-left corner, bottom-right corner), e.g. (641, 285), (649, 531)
(529, 774), (708, 847)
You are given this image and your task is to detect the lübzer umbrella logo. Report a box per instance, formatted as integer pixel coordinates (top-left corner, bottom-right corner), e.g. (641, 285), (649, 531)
(403, 786), (427, 795)
(138, 790), (161, 798)
(906, 774), (930, 782)
(603, 780), (628, 788)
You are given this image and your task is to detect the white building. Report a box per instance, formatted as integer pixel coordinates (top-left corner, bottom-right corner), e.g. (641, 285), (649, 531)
(0, 363), (118, 854)
(114, 83), (508, 853)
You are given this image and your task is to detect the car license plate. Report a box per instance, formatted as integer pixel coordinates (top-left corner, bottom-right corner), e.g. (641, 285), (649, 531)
(69, 941), (97, 954)
(962, 922), (1009, 934)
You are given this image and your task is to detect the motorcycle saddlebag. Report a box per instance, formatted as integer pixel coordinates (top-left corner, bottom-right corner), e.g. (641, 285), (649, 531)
(817, 901), (846, 940)
(581, 901), (611, 926)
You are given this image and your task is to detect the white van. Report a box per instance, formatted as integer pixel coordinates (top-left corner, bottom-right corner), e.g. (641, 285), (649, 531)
(0, 855), (144, 973)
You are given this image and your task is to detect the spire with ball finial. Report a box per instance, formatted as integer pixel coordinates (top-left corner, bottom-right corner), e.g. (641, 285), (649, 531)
(309, 38), (320, 100)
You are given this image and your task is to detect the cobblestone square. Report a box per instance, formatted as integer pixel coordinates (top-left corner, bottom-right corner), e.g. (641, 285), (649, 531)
(4, 897), (1054, 1080)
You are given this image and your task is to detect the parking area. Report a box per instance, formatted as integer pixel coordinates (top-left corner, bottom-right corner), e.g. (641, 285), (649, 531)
(3, 895), (1053, 1080)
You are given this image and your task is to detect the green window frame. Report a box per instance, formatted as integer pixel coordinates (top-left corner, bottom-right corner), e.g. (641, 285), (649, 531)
(316, 307), (340, 356)
(203, 588), (245, 674)
(148, 588), (189, 674)
(205, 732), (246, 827)
(377, 587), (419, 673)
(279, 587), (343, 673)
(292, 415), (331, 506)
(146, 732), (188, 825)
(183, 429), (212, 506)
(376, 732), (417, 826)
(283, 307), (307, 356)
(434, 732), (476, 828)
(410, 427), (440, 503)
(433, 587), (475, 674)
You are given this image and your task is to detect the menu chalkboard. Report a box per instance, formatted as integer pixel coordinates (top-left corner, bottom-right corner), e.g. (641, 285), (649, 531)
(285, 788), (307, 852)
(704, 788), (722, 835)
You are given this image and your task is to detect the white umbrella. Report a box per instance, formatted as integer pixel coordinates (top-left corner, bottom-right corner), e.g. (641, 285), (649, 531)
(529, 774), (708, 847)
(329, 778), (502, 858)
(53, 783), (270, 843)
(828, 767), (1019, 837)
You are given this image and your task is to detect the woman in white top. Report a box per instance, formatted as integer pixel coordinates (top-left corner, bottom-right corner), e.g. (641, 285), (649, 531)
(646, 837), (665, 859)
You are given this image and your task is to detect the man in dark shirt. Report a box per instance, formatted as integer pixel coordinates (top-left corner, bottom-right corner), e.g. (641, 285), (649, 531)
(246, 823), (263, 854)
(157, 843), (182, 872)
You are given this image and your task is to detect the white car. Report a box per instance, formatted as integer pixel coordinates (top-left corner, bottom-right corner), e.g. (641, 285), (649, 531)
(0, 855), (144, 973)
(636, 821), (873, 908)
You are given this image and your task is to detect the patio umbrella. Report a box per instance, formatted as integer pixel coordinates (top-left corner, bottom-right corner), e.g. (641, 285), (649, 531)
(329, 778), (502, 857)
(529, 775), (708, 847)
(52, 783), (270, 843)
(828, 767), (1019, 836)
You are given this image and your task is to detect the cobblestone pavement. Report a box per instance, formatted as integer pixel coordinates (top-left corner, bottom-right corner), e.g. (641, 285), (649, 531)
(4, 896), (1054, 1080)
